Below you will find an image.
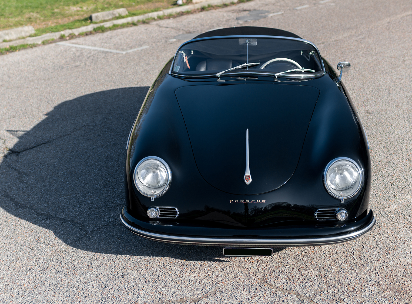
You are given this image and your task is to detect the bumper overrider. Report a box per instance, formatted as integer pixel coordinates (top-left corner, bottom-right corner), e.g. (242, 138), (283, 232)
(121, 208), (376, 246)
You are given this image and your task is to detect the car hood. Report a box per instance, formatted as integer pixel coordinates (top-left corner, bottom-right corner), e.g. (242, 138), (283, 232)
(175, 82), (319, 195)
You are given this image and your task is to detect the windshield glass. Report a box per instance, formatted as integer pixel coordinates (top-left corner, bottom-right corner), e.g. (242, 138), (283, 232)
(171, 37), (324, 76)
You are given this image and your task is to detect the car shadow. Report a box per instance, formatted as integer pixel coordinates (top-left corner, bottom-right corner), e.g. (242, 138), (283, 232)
(0, 87), (285, 261)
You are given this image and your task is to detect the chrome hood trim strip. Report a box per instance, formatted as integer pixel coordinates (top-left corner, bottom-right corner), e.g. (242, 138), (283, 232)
(244, 129), (252, 185)
(120, 212), (376, 247)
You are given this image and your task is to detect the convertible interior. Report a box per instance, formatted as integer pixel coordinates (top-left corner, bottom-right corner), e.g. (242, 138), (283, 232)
(173, 37), (323, 75)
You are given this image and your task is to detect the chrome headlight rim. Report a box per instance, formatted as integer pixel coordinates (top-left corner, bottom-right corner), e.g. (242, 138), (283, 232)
(133, 156), (172, 199)
(323, 157), (363, 200)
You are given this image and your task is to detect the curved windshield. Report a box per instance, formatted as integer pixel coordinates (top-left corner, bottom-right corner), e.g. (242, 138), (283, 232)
(171, 37), (324, 77)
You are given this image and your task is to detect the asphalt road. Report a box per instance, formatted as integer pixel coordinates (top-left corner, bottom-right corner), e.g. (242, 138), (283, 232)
(0, 0), (411, 302)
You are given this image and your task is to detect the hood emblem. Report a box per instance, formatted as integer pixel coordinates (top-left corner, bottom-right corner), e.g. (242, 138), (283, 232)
(244, 129), (252, 185)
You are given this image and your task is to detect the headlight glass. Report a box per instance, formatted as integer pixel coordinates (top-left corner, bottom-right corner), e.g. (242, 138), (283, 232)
(133, 157), (172, 199)
(324, 157), (363, 199)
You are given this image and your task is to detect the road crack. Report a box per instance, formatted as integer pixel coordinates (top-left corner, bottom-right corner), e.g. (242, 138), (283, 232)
(5, 124), (90, 155)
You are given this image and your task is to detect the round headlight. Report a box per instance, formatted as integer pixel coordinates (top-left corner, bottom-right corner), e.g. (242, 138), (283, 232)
(324, 157), (363, 200)
(133, 156), (172, 199)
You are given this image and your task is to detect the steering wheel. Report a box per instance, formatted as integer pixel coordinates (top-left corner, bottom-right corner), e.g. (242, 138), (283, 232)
(260, 58), (302, 70)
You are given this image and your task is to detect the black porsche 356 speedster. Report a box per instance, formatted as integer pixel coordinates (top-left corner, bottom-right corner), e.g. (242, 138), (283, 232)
(121, 27), (375, 251)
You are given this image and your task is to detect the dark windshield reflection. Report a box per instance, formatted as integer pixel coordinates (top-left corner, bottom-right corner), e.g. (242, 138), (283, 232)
(172, 38), (323, 76)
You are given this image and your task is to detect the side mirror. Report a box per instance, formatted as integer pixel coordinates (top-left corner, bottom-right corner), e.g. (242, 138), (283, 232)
(337, 61), (351, 82)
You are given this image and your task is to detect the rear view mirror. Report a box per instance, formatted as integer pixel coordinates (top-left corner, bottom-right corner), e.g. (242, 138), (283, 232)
(337, 61), (351, 82)
(239, 38), (257, 46)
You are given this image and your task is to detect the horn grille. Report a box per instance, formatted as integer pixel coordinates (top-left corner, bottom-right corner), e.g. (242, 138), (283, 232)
(157, 206), (179, 219)
(314, 208), (340, 221)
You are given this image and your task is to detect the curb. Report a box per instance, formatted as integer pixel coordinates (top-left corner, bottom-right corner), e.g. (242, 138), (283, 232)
(0, 0), (238, 49)
(91, 8), (129, 22)
(0, 26), (35, 41)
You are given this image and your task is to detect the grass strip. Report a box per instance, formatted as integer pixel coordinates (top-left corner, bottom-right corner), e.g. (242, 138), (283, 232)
(0, 0), (177, 31)
(31, 7), (169, 37)
(1, 0), (252, 55)
(0, 43), (38, 55)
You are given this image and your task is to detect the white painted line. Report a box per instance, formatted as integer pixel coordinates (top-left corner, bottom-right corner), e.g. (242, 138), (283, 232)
(169, 39), (177, 42)
(56, 42), (149, 54)
(295, 5), (310, 10)
(56, 42), (124, 53)
(268, 11), (284, 17)
(319, 0), (331, 3)
(124, 46), (149, 53)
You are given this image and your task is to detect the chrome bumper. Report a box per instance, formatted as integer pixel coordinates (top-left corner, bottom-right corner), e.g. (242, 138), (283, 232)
(120, 209), (376, 247)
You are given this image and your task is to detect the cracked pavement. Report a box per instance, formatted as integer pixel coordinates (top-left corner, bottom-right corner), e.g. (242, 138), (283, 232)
(0, 0), (411, 302)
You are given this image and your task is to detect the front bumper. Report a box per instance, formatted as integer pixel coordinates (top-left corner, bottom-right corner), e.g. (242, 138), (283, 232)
(121, 208), (375, 246)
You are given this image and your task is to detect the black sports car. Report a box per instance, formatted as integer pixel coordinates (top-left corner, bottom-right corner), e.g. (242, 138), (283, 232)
(121, 27), (375, 251)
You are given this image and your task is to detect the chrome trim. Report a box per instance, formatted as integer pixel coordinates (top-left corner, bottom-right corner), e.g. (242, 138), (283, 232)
(275, 70), (321, 79)
(337, 61), (351, 82)
(244, 129), (252, 185)
(147, 207), (160, 219)
(126, 123), (135, 150)
(133, 156), (172, 200)
(126, 115), (140, 151)
(174, 70), (325, 80)
(120, 213), (376, 246)
(323, 157), (364, 200)
(336, 208), (349, 221)
(216, 62), (260, 78)
(260, 58), (302, 69)
(170, 35), (326, 76)
(314, 208), (339, 220)
(315, 208), (348, 221)
(156, 206), (179, 219)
